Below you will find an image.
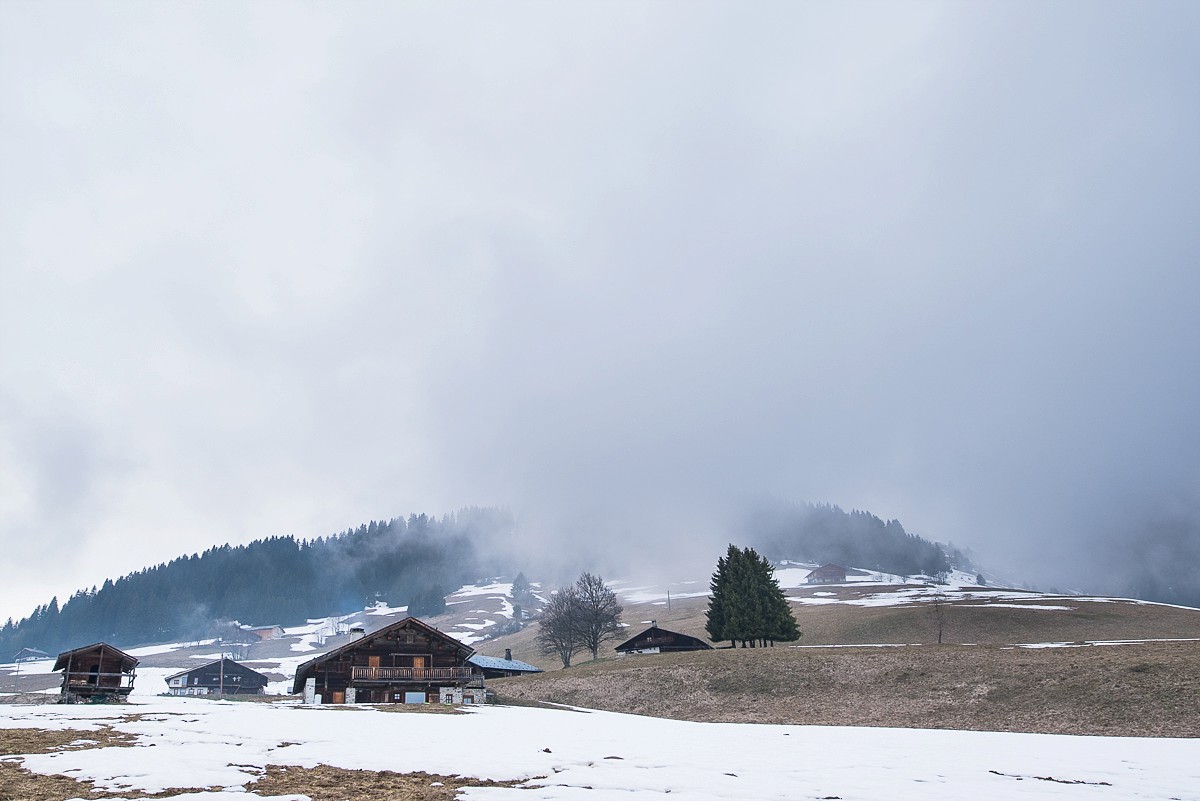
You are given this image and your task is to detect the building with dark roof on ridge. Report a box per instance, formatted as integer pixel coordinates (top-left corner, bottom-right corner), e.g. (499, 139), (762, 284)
(164, 658), (270, 697)
(614, 623), (713, 656)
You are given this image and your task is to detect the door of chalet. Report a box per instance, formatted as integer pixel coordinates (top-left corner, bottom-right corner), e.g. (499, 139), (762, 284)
(368, 656), (380, 668)
(412, 656), (425, 675)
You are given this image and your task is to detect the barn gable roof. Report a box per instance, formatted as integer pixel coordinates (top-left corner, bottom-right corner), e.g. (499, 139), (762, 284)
(164, 659), (270, 683)
(53, 643), (139, 672)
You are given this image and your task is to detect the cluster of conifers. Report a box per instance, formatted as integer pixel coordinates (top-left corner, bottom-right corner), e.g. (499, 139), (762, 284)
(705, 545), (801, 648)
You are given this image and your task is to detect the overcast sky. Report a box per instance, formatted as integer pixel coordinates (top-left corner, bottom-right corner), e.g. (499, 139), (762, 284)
(2, 1), (1198, 620)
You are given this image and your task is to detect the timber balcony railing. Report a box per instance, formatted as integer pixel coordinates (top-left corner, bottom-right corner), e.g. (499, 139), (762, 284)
(351, 666), (475, 682)
(64, 673), (135, 689)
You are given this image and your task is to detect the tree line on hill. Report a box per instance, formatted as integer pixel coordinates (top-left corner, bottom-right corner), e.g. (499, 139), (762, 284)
(2, 500), (982, 660)
(0, 507), (516, 656)
(747, 502), (974, 578)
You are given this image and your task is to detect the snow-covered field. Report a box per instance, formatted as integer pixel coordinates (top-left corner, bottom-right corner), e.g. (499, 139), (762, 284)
(1, 697), (1196, 801)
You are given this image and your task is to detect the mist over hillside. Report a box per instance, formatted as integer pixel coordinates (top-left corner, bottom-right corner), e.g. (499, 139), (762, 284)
(2, 501), (975, 655)
(747, 502), (973, 579)
(0, 507), (517, 655)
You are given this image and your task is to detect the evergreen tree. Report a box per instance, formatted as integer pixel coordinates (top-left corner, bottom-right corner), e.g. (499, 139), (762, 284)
(706, 545), (800, 648)
(511, 572), (536, 607)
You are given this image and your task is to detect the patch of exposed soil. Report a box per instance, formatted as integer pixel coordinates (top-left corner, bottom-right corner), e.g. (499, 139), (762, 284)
(251, 764), (526, 800)
(0, 725), (136, 757)
(0, 726), (214, 801)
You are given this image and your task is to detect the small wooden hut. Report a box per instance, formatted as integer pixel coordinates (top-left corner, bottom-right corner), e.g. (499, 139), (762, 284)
(54, 643), (138, 703)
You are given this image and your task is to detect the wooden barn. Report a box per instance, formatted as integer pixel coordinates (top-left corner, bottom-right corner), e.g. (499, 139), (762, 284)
(615, 624), (713, 656)
(806, 563), (848, 584)
(291, 617), (483, 705)
(243, 625), (285, 641)
(164, 658), (270, 696)
(54, 643), (138, 703)
(468, 649), (543, 679)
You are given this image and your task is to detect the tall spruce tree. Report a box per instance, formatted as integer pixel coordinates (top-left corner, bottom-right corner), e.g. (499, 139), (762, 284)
(706, 545), (800, 648)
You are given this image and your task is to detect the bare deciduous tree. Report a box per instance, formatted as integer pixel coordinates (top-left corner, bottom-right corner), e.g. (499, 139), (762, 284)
(536, 586), (580, 668)
(930, 589), (947, 644)
(536, 572), (624, 666)
(573, 572), (623, 661)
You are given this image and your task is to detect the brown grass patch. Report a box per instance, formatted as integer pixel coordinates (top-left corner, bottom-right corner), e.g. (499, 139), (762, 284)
(251, 764), (525, 800)
(0, 725), (219, 801)
(0, 726), (530, 801)
(0, 725), (136, 757)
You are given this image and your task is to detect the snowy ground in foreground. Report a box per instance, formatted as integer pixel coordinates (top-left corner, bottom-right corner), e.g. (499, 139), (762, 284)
(1, 698), (1197, 801)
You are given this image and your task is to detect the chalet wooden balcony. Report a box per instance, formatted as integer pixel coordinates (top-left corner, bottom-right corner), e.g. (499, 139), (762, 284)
(351, 666), (474, 682)
(65, 674), (135, 687)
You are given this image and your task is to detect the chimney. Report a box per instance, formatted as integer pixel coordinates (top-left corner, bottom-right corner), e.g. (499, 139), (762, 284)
(349, 624), (366, 641)
(651, 620), (657, 628)
(505, 648), (512, 661)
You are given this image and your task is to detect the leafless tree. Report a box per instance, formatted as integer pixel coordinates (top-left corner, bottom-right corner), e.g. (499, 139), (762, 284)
(536, 586), (580, 667)
(537, 573), (624, 666)
(572, 572), (624, 661)
(929, 589), (947, 644)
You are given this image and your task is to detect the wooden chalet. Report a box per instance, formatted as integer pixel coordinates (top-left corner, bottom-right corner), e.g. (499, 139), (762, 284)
(806, 563), (848, 584)
(54, 643), (138, 703)
(164, 658), (270, 696)
(468, 649), (543, 679)
(615, 624), (713, 656)
(291, 617), (483, 704)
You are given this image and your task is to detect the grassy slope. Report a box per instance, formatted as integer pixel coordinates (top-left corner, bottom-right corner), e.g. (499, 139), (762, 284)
(490, 641), (1200, 737)
(473, 587), (1200, 665)
(477, 587), (1200, 737)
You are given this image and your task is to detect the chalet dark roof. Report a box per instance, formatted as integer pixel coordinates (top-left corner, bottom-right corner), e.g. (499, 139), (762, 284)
(614, 625), (713, 653)
(468, 654), (542, 673)
(291, 616), (475, 694)
(164, 659), (270, 683)
(53, 643), (139, 672)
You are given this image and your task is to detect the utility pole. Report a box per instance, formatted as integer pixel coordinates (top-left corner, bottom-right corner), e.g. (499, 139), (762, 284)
(219, 653), (224, 698)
